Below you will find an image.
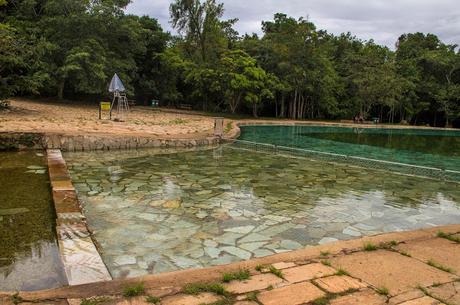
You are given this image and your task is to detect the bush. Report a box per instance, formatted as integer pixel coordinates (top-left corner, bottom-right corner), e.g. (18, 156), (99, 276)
(0, 100), (10, 110)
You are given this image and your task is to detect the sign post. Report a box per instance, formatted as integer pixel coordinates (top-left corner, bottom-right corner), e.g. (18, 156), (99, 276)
(214, 117), (224, 137)
(99, 101), (111, 120)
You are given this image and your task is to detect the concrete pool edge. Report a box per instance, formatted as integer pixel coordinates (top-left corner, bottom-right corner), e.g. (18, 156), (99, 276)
(2, 223), (459, 302)
(46, 149), (112, 286)
(0, 131), (220, 152)
(223, 120), (460, 141)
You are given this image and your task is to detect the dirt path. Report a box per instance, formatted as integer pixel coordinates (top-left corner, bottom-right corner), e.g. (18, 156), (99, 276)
(0, 99), (215, 138)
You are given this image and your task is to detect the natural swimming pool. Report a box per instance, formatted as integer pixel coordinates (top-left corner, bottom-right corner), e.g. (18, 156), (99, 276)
(0, 152), (66, 291)
(239, 125), (460, 172)
(65, 137), (460, 279)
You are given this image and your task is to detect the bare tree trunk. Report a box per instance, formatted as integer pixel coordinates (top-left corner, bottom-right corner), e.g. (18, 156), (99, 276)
(57, 79), (65, 100)
(252, 103), (258, 118)
(280, 94), (285, 118)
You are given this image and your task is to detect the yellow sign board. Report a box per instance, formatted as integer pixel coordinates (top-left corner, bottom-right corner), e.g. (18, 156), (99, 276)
(100, 102), (111, 111)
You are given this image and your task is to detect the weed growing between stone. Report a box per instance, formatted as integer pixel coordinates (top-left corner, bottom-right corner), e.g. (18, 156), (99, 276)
(145, 295), (161, 304)
(376, 287), (389, 296)
(427, 259), (454, 273)
(437, 231), (460, 243)
(183, 282), (229, 296)
(363, 242), (378, 251)
(222, 269), (251, 282)
(122, 283), (145, 297)
(268, 265), (284, 279)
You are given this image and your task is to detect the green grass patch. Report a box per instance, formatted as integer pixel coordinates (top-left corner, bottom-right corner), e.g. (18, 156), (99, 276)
(222, 269), (251, 282)
(183, 282), (228, 296)
(376, 287), (389, 296)
(11, 293), (23, 305)
(311, 289), (360, 305)
(145, 295), (161, 304)
(311, 296), (330, 305)
(321, 260), (332, 267)
(246, 291), (259, 302)
(335, 268), (349, 276)
(266, 284), (274, 291)
(399, 250), (412, 257)
(320, 251), (330, 257)
(437, 231), (460, 243)
(224, 121), (233, 133)
(427, 259), (454, 273)
(255, 264), (264, 272)
(80, 297), (111, 305)
(268, 265), (284, 279)
(123, 283), (145, 297)
(363, 242), (378, 251)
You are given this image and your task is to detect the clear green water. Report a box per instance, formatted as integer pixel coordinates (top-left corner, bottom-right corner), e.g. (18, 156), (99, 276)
(239, 125), (460, 171)
(0, 152), (66, 291)
(65, 146), (460, 279)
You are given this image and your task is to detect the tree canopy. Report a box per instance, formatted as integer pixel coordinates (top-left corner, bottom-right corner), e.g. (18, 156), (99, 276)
(1, 0), (459, 126)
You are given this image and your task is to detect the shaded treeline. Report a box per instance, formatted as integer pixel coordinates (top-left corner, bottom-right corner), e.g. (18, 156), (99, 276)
(1, 0), (459, 126)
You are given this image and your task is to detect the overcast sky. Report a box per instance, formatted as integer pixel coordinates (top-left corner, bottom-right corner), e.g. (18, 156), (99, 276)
(125, 0), (460, 48)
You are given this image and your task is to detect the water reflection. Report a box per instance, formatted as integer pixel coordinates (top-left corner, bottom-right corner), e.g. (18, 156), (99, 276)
(0, 152), (66, 291)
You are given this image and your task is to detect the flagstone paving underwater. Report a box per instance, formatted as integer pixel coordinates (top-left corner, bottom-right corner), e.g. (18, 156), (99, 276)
(64, 146), (460, 279)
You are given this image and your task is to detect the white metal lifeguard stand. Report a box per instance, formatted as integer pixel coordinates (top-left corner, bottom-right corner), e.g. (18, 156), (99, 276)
(109, 73), (129, 121)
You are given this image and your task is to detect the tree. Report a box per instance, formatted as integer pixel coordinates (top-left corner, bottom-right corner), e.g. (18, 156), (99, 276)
(170, 0), (236, 63)
(218, 50), (273, 115)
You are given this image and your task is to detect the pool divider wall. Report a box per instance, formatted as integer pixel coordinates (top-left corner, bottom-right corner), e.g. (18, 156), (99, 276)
(47, 149), (112, 285)
(0, 131), (220, 151)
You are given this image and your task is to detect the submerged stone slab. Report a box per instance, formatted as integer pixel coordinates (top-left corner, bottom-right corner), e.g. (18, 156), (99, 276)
(221, 246), (252, 260)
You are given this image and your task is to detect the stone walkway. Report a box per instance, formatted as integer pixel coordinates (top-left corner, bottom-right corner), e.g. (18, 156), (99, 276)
(2, 225), (460, 305)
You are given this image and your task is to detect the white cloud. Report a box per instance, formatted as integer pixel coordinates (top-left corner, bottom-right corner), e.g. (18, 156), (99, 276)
(125, 0), (460, 48)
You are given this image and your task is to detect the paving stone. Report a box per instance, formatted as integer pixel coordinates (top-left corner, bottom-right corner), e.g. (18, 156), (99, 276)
(271, 262), (296, 270)
(221, 246), (252, 260)
(388, 289), (426, 305)
(106, 297), (152, 305)
(314, 275), (367, 293)
(331, 250), (457, 295)
(396, 238), (460, 274)
(398, 296), (445, 305)
(282, 263), (336, 283)
(52, 190), (81, 213)
(224, 225), (255, 234)
(330, 289), (387, 305)
(161, 293), (221, 305)
(224, 273), (283, 294)
(59, 236), (112, 285)
(238, 233), (271, 244)
(427, 281), (460, 305)
(258, 281), (325, 305)
(51, 180), (75, 191)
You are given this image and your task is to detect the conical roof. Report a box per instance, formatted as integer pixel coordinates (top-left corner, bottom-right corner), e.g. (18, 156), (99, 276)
(108, 73), (125, 93)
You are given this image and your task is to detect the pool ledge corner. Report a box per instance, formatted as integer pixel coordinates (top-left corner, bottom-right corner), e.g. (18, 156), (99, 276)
(46, 149), (112, 286)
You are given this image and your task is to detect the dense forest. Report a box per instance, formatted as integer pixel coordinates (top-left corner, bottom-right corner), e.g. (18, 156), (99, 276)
(1, 0), (460, 126)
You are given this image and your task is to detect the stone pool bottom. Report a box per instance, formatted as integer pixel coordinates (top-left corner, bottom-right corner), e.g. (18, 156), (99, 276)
(65, 146), (460, 279)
